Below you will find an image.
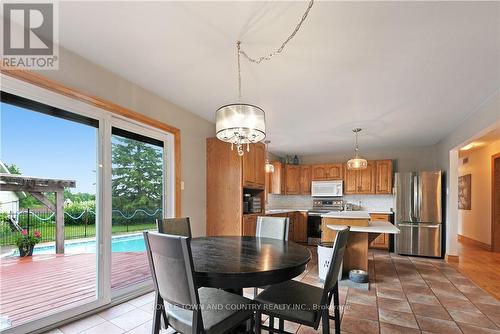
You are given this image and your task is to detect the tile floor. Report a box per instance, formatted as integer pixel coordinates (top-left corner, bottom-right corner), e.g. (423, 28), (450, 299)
(43, 250), (500, 334)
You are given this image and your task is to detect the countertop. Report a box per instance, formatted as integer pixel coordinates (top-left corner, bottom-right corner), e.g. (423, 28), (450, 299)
(266, 208), (393, 215)
(321, 211), (371, 219)
(327, 221), (400, 234)
(265, 209), (310, 214)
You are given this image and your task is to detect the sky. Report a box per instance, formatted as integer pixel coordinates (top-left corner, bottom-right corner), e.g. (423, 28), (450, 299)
(1, 102), (97, 194)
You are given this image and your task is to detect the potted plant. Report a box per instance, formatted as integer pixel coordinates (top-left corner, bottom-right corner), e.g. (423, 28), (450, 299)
(15, 229), (41, 257)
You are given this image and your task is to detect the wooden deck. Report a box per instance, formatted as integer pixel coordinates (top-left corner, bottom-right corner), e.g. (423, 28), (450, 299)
(0, 252), (150, 327)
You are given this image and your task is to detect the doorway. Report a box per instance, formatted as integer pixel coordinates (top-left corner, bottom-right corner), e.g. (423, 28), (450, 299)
(492, 153), (500, 252)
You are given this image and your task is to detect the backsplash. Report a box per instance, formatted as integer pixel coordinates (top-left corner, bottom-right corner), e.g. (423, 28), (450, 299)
(268, 194), (394, 212)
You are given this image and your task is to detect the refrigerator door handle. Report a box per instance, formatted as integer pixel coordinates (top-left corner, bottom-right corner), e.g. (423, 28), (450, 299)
(413, 174), (419, 222)
(419, 224), (440, 228)
(397, 223), (419, 227)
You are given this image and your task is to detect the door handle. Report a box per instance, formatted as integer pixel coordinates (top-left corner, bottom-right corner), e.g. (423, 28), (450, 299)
(419, 224), (440, 228)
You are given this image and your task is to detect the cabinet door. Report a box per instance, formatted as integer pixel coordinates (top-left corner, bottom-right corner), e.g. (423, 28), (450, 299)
(344, 165), (358, 194)
(287, 212), (295, 241)
(325, 163), (343, 180)
(369, 234), (388, 249)
(254, 143), (266, 188)
(242, 215), (257, 236)
(270, 161), (284, 194)
(299, 165), (311, 195)
(312, 165), (327, 180)
(358, 161), (376, 194)
(242, 147), (255, 187)
(375, 160), (393, 194)
(285, 165), (300, 194)
(294, 212), (308, 243)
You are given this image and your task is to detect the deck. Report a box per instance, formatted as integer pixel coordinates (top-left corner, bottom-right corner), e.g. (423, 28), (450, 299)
(0, 252), (150, 327)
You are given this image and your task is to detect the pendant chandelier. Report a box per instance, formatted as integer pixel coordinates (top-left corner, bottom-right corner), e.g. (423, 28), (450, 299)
(264, 140), (275, 173)
(215, 0), (315, 156)
(347, 128), (368, 170)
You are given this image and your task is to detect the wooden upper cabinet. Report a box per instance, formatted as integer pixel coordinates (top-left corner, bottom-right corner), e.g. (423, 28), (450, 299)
(254, 143), (266, 188)
(242, 143), (265, 189)
(269, 161), (284, 194)
(312, 163), (343, 180)
(375, 160), (393, 194)
(299, 165), (311, 195)
(358, 161), (376, 194)
(285, 165), (301, 195)
(343, 161), (376, 194)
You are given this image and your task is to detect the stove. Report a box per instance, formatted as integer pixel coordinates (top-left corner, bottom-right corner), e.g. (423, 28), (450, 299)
(307, 198), (344, 245)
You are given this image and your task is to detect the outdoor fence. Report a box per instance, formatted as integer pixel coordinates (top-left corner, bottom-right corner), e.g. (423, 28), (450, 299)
(0, 208), (162, 246)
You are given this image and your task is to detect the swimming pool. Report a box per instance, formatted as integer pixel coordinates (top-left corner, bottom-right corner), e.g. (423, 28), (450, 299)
(14, 233), (146, 255)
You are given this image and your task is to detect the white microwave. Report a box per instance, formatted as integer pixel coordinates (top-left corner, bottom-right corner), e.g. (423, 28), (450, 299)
(311, 180), (343, 197)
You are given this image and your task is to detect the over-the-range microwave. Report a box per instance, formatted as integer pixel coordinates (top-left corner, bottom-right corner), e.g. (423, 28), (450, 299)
(311, 180), (343, 197)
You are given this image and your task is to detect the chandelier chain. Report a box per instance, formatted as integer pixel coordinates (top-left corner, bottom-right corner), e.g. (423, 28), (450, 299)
(238, 0), (314, 64)
(237, 41), (242, 100)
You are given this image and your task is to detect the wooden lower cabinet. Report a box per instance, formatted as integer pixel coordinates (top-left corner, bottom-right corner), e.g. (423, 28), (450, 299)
(266, 211), (307, 243)
(368, 213), (391, 250)
(242, 215), (257, 236)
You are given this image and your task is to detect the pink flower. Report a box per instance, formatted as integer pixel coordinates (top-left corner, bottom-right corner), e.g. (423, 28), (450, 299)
(21, 229), (27, 236)
(34, 230), (41, 238)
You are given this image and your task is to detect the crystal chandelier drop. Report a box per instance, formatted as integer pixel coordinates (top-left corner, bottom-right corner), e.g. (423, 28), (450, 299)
(347, 128), (368, 170)
(215, 0), (315, 156)
(264, 140), (275, 173)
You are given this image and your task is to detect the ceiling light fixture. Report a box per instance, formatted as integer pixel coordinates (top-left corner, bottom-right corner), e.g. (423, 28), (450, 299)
(264, 140), (275, 173)
(347, 128), (368, 170)
(215, 0), (315, 156)
(460, 143), (475, 151)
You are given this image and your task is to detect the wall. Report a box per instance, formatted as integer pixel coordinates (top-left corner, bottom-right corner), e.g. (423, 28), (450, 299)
(36, 47), (215, 237)
(436, 90), (500, 255)
(458, 140), (500, 245)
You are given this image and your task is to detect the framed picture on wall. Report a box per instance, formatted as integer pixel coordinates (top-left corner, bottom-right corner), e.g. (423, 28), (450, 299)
(458, 174), (471, 210)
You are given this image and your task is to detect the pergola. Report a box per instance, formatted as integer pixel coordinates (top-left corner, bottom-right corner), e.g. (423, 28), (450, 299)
(0, 173), (76, 254)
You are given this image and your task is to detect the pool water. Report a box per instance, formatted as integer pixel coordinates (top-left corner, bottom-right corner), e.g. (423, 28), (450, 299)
(15, 234), (146, 255)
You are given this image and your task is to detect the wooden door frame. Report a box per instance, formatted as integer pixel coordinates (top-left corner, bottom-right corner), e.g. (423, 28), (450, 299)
(492, 153), (500, 252)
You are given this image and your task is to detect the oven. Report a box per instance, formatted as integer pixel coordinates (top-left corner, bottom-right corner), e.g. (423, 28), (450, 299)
(307, 198), (344, 245)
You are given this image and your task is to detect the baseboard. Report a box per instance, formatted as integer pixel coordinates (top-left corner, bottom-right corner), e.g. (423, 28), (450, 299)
(458, 234), (492, 251)
(445, 254), (460, 263)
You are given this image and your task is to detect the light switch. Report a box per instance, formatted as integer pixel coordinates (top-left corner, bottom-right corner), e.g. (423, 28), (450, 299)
(181, 181), (185, 190)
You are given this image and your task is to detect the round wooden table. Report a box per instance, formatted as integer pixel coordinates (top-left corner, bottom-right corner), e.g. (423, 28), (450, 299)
(191, 236), (311, 291)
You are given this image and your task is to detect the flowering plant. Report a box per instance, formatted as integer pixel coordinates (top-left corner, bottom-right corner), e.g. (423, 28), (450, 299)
(15, 229), (42, 254)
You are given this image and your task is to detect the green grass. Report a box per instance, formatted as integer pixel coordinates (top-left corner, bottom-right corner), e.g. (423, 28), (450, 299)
(0, 223), (156, 246)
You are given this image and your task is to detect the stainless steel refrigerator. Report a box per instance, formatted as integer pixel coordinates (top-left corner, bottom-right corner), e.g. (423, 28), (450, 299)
(394, 171), (443, 257)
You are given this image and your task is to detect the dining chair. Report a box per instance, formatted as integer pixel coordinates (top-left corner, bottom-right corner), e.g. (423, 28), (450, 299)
(254, 216), (290, 297)
(156, 217), (192, 237)
(143, 231), (255, 334)
(254, 227), (350, 334)
(256, 216), (289, 240)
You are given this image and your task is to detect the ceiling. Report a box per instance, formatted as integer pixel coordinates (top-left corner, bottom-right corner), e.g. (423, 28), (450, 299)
(54, 2), (500, 155)
(459, 127), (500, 158)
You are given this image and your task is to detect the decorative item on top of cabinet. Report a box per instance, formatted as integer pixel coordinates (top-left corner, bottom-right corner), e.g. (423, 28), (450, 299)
(269, 161), (285, 194)
(285, 165), (301, 195)
(368, 213), (391, 250)
(242, 142), (266, 189)
(312, 163), (343, 180)
(375, 160), (393, 194)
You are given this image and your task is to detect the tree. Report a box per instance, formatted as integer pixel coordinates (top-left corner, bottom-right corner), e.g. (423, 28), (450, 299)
(111, 137), (163, 212)
(5, 163), (21, 175)
(4, 163), (40, 208)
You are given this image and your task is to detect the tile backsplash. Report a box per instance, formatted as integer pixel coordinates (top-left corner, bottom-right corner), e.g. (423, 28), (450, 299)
(268, 194), (394, 212)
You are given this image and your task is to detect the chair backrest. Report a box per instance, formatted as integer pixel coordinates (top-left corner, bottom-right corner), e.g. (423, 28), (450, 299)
(256, 216), (289, 240)
(143, 231), (200, 312)
(322, 227), (350, 297)
(157, 217), (192, 237)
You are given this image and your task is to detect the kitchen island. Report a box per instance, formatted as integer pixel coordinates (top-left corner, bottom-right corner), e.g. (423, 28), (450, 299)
(322, 211), (399, 276)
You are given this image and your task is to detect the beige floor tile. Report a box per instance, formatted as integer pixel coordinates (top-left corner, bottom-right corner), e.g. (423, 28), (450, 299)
(128, 293), (155, 307)
(448, 309), (498, 329)
(379, 322), (421, 334)
(379, 308), (419, 329)
(341, 315), (379, 334)
(378, 297), (412, 313)
(80, 321), (125, 334)
(410, 302), (452, 321)
(416, 315), (462, 334)
(59, 315), (106, 334)
(98, 303), (137, 321)
(109, 309), (152, 331)
(458, 322), (500, 334)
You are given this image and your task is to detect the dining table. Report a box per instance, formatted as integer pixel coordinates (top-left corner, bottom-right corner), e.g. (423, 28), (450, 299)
(190, 236), (311, 295)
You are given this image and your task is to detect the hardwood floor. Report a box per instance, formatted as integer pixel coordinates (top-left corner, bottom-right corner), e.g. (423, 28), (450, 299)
(449, 238), (500, 300)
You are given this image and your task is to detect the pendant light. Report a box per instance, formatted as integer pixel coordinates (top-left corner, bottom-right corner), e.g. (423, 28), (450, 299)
(347, 128), (368, 170)
(215, 0), (315, 156)
(264, 140), (275, 173)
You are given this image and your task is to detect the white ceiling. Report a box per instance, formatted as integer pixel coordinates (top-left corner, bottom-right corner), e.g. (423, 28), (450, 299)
(56, 1), (500, 155)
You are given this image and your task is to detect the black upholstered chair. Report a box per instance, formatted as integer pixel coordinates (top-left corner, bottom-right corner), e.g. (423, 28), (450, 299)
(254, 227), (350, 334)
(156, 217), (192, 237)
(143, 231), (255, 334)
(253, 216), (290, 297)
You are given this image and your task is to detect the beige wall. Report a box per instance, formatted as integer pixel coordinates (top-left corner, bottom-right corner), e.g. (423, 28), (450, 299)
(37, 47), (215, 237)
(294, 145), (438, 172)
(458, 140), (500, 245)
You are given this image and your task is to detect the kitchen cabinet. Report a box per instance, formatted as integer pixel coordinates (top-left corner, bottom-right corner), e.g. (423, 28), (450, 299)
(368, 213), (391, 250)
(285, 165), (301, 195)
(269, 161), (285, 194)
(242, 215), (257, 237)
(344, 161), (376, 194)
(299, 165), (311, 195)
(375, 160), (393, 194)
(312, 164), (343, 180)
(242, 142), (265, 189)
(294, 211), (308, 243)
